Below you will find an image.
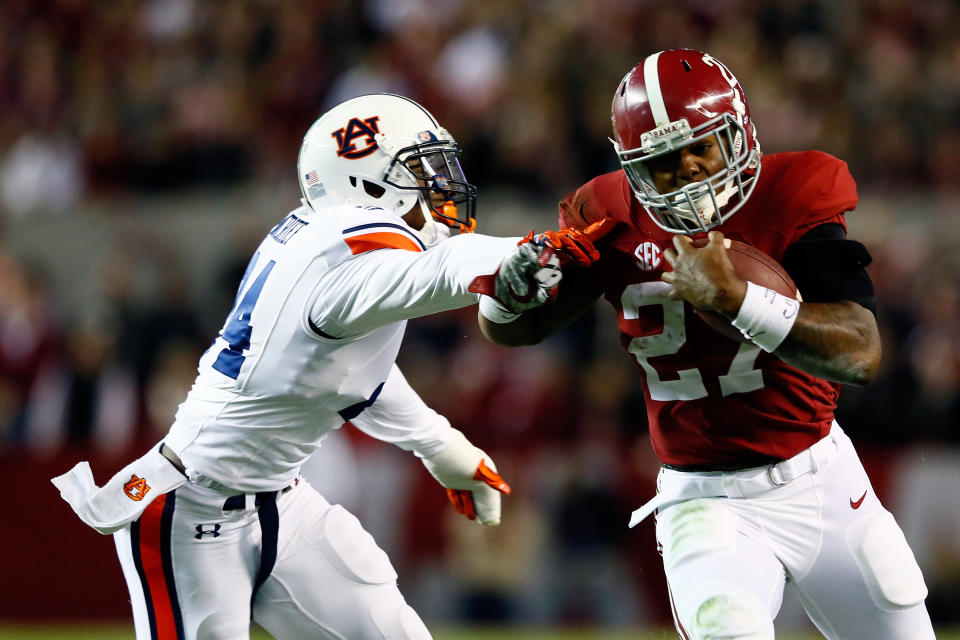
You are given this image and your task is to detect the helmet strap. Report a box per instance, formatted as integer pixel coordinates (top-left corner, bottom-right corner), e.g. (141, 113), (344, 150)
(410, 194), (450, 248)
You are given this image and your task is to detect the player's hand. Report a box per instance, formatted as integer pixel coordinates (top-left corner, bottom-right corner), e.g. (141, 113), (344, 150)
(468, 220), (609, 313)
(420, 429), (511, 526)
(661, 231), (746, 317)
(522, 225), (602, 268)
(494, 242), (563, 313)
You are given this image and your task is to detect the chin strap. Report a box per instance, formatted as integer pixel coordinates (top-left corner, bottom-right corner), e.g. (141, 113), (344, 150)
(432, 201), (476, 234)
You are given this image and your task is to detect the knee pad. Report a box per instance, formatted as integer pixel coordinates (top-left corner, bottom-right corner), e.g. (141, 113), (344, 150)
(370, 599), (432, 640)
(689, 590), (774, 640)
(657, 498), (735, 571)
(317, 504), (398, 586)
(850, 511), (928, 609)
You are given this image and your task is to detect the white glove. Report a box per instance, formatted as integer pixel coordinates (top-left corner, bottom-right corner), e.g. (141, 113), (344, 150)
(495, 243), (562, 313)
(420, 429), (511, 526)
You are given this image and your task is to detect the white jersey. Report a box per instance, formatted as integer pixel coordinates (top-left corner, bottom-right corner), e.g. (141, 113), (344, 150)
(165, 204), (516, 492)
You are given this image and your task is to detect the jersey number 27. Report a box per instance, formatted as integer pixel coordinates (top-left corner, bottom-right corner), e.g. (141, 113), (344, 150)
(623, 282), (765, 401)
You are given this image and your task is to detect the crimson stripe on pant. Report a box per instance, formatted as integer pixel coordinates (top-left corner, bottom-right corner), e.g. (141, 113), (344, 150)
(667, 581), (691, 640)
(131, 492), (185, 639)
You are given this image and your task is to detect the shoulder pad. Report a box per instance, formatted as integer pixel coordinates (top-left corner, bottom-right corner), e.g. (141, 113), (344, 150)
(750, 152), (858, 247)
(312, 205), (425, 268)
(788, 151), (858, 217)
(558, 171), (631, 231)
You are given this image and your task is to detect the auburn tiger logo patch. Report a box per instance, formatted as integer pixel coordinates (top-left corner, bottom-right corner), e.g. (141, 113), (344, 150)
(123, 474), (151, 501)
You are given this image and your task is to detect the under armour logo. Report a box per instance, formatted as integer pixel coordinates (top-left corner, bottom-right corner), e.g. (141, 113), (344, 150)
(195, 524), (222, 539)
(332, 116), (381, 159)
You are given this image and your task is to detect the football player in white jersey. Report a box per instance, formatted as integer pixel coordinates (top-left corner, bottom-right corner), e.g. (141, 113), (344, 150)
(51, 93), (597, 640)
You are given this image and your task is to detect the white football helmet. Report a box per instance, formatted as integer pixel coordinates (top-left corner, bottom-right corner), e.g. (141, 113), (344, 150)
(298, 94), (477, 246)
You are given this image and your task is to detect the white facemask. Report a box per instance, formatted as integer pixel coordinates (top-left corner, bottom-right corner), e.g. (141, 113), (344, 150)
(669, 178), (744, 226)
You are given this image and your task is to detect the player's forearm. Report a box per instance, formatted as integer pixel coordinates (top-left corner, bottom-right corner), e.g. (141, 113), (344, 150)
(479, 265), (603, 346)
(348, 365), (452, 457)
(478, 309), (549, 346)
(774, 301), (881, 385)
(314, 234), (519, 335)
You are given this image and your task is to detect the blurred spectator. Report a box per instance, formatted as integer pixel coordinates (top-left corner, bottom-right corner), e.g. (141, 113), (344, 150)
(0, 0), (956, 199)
(0, 132), (83, 216)
(95, 240), (204, 428)
(142, 338), (201, 440)
(22, 307), (138, 455)
(0, 251), (62, 450)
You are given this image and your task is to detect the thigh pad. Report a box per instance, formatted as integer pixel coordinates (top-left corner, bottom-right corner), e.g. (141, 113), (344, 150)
(370, 599), (432, 640)
(690, 587), (774, 640)
(312, 504), (398, 586)
(657, 498), (735, 571)
(850, 511), (927, 609)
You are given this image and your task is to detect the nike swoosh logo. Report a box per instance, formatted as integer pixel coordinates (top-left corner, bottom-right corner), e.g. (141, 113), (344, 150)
(850, 490), (867, 510)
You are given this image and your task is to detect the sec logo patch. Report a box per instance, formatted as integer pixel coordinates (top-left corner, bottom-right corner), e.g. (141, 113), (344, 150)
(633, 241), (663, 272)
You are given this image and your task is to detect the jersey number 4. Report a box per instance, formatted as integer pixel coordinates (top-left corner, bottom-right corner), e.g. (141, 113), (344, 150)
(623, 282), (765, 401)
(213, 252), (276, 379)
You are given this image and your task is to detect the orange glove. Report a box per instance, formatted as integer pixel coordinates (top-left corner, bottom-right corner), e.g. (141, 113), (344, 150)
(421, 429), (511, 525)
(445, 460), (512, 522)
(467, 219), (611, 309)
(521, 219), (611, 268)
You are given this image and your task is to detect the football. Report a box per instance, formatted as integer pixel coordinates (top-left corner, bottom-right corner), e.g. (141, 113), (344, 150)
(687, 239), (799, 343)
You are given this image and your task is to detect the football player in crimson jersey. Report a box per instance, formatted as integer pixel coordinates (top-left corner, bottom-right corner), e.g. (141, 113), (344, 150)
(479, 50), (934, 639)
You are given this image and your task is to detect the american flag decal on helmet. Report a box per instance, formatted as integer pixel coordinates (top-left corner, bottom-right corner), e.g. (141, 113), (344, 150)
(305, 170), (319, 185)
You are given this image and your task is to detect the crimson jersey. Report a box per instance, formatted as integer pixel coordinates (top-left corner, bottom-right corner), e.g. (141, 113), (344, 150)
(559, 151), (859, 466)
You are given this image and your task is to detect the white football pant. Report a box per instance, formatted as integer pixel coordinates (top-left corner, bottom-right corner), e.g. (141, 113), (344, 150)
(656, 424), (934, 640)
(114, 478), (431, 639)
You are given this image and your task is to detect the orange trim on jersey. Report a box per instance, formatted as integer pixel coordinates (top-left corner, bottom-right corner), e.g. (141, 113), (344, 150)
(139, 494), (179, 639)
(344, 231), (423, 254)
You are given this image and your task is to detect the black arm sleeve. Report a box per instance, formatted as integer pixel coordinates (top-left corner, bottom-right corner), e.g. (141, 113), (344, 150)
(781, 223), (877, 315)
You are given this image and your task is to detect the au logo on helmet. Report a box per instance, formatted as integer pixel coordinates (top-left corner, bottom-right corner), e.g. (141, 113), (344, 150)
(123, 474), (151, 501)
(331, 116), (381, 159)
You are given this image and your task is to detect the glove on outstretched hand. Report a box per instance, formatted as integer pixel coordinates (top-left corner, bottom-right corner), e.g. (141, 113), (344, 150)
(468, 221), (608, 314)
(420, 429), (511, 526)
(494, 242), (563, 313)
(521, 226), (601, 268)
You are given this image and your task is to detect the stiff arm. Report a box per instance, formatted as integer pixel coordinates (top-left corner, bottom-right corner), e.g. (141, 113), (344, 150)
(478, 263), (603, 347)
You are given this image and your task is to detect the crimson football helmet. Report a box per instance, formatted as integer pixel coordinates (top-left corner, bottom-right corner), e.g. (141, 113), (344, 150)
(611, 49), (761, 234)
(298, 94), (476, 247)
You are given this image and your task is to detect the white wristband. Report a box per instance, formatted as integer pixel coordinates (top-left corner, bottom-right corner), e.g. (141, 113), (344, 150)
(479, 294), (520, 324)
(731, 281), (800, 352)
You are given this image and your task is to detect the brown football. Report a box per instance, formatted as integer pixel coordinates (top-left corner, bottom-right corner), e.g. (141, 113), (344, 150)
(682, 239), (799, 343)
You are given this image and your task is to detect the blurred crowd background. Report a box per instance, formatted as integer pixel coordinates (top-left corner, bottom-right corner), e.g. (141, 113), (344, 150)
(2, 0), (960, 634)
